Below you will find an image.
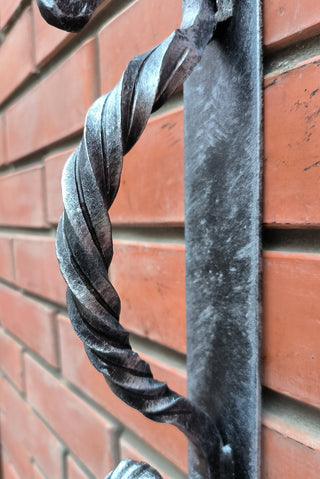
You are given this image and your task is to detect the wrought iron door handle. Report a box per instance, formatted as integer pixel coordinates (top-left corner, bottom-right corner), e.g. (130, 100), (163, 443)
(36, 1), (234, 477)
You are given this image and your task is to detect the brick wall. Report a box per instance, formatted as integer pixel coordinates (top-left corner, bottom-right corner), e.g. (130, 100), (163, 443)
(0, 1), (319, 478)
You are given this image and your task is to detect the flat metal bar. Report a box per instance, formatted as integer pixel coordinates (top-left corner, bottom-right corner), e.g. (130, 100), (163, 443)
(184, 1), (262, 478)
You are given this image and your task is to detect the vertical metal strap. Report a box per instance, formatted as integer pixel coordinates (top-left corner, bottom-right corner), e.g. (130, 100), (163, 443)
(184, 1), (262, 478)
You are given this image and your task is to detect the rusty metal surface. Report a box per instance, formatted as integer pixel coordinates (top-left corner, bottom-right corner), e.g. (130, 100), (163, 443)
(184, 0), (262, 477)
(35, 0), (237, 477)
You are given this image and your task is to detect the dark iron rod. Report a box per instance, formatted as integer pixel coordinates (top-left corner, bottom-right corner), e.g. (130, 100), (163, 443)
(184, 0), (262, 477)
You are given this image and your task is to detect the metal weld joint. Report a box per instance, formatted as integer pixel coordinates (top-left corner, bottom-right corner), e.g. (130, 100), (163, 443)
(35, 0), (234, 478)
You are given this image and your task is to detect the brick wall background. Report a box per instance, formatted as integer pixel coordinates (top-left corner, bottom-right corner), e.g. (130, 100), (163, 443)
(0, 1), (319, 478)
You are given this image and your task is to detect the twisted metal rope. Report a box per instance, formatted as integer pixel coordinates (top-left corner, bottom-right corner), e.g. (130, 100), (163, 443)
(37, 0), (234, 476)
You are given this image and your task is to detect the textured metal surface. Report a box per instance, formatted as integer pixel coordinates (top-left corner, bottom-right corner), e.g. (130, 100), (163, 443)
(184, 0), (262, 478)
(35, 0), (236, 477)
(105, 460), (162, 479)
(35, 0), (104, 32)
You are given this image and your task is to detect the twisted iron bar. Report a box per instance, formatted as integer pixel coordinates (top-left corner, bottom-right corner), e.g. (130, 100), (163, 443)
(36, 0), (234, 477)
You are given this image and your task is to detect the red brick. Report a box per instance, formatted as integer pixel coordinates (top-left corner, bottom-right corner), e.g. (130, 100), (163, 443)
(0, 166), (46, 227)
(0, 115), (6, 164)
(0, 8), (34, 104)
(0, 0), (20, 27)
(263, 252), (320, 409)
(67, 456), (90, 479)
(13, 236), (66, 305)
(0, 330), (23, 390)
(0, 284), (57, 366)
(264, 0), (320, 51)
(2, 374), (63, 479)
(2, 455), (20, 479)
(262, 403), (320, 478)
(1, 421), (33, 478)
(120, 440), (170, 479)
(110, 108), (184, 225)
(111, 241), (186, 353)
(0, 374), (4, 410)
(33, 466), (47, 479)
(99, 0), (182, 93)
(0, 235), (14, 283)
(264, 58), (320, 227)
(44, 149), (74, 224)
(1, 380), (33, 478)
(32, 0), (72, 66)
(57, 315), (187, 472)
(25, 354), (117, 478)
(2, 376), (30, 443)
(262, 426), (320, 478)
(30, 412), (63, 479)
(6, 40), (97, 162)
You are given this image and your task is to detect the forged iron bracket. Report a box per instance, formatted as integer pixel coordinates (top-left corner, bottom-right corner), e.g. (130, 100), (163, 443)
(184, 0), (262, 478)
